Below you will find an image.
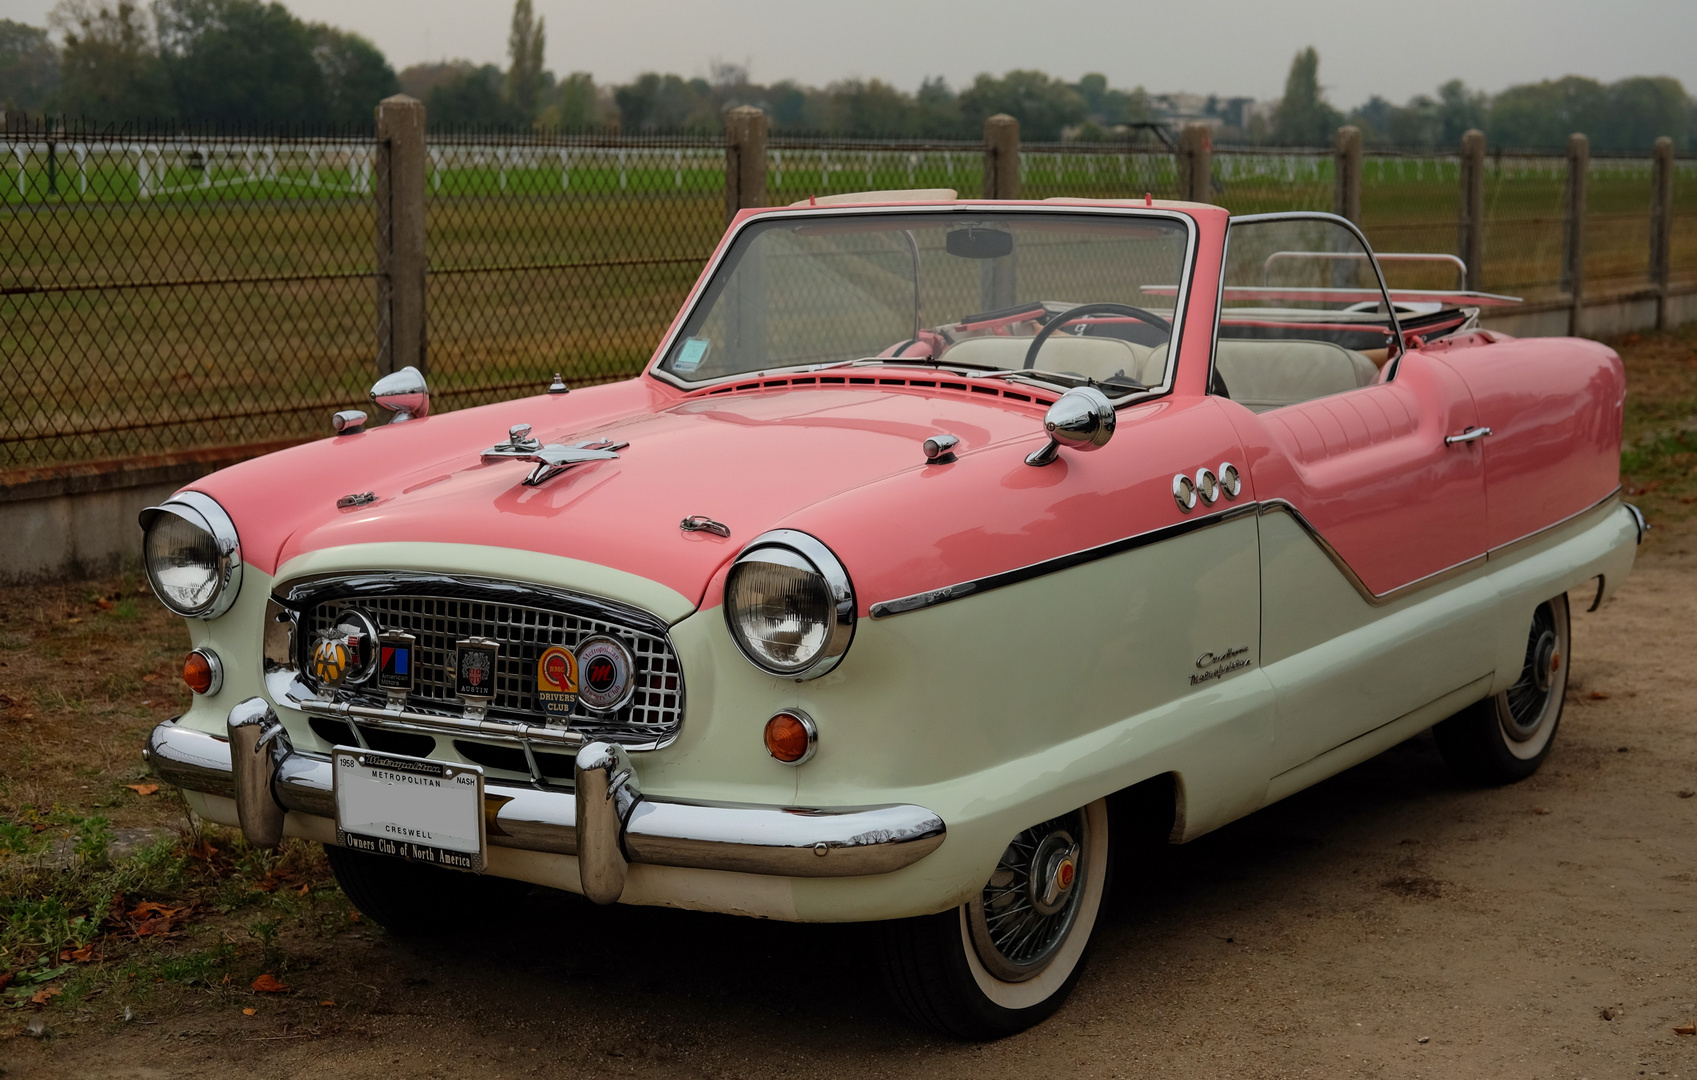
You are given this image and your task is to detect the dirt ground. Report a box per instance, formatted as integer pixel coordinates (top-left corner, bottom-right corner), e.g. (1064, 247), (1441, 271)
(6, 333), (1697, 1078)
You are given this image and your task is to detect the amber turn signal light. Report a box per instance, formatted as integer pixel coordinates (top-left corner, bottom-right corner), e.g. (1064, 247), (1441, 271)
(764, 710), (817, 765)
(182, 649), (222, 696)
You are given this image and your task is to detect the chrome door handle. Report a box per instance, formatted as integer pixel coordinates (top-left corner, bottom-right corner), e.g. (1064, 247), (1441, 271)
(1445, 426), (1492, 446)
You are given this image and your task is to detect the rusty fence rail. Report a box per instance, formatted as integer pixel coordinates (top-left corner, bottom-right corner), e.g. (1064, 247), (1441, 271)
(2, 109), (1693, 474)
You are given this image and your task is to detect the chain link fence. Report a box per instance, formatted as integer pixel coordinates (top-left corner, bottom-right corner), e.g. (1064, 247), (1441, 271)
(2, 124), (376, 468)
(422, 132), (725, 413)
(2, 121), (1692, 473)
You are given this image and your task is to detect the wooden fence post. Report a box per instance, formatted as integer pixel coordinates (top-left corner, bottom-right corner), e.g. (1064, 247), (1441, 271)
(1333, 125), (1362, 225)
(1458, 129), (1486, 291)
(375, 94), (427, 379)
(724, 106), (768, 224)
(1562, 133), (1589, 336)
(1179, 123), (1212, 203)
(982, 114), (1019, 199)
(1652, 135), (1674, 330)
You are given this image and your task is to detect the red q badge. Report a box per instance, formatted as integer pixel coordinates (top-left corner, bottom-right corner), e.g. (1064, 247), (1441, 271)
(535, 645), (579, 721)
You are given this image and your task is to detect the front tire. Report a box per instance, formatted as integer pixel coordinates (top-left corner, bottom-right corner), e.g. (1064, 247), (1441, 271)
(324, 844), (528, 936)
(878, 798), (1111, 1040)
(1434, 593), (1571, 784)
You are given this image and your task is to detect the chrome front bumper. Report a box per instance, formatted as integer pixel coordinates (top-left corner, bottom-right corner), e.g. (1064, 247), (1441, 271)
(144, 699), (945, 905)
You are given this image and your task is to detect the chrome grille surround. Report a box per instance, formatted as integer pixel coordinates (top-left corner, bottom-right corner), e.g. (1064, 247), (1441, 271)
(279, 573), (683, 749)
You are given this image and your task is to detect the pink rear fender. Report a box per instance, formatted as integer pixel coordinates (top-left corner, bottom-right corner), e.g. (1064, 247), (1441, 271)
(1426, 336), (1625, 548)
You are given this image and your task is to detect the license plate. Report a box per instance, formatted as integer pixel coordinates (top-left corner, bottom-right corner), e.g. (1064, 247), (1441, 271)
(333, 748), (485, 873)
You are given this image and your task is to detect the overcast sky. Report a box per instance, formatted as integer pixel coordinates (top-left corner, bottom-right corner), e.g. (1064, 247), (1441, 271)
(6, 0), (1690, 106)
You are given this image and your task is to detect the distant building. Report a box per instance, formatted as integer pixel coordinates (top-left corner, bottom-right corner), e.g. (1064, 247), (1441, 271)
(1148, 93), (1260, 134)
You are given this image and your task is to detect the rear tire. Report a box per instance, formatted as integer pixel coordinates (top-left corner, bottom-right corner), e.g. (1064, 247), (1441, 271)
(1434, 593), (1570, 785)
(324, 844), (528, 936)
(878, 798), (1111, 1040)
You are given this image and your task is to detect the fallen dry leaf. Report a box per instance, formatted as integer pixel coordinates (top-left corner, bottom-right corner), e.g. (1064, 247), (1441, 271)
(320, 1000), (336, 1007)
(242, 1007), (258, 1016)
(252, 974), (291, 994)
(129, 901), (178, 920)
(1676, 1023), (1696, 1036)
(222, 973), (231, 986)
(141, 673), (160, 683)
(95, 598), (115, 610)
(59, 944), (97, 963)
(0, 972), (14, 992)
(296, 883), (310, 896)
(30, 986), (62, 1006)
(1588, 691), (1610, 700)
(124, 783), (159, 796)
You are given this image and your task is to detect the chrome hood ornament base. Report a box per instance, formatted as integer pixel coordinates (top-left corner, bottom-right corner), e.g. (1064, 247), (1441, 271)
(481, 424), (628, 486)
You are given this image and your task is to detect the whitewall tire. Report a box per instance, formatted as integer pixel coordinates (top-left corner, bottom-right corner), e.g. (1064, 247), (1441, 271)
(1435, 593), (1571, 784)
(879, 798), (1111, 1039)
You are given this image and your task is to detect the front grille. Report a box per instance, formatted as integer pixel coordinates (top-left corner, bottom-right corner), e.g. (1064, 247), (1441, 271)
(299, 580), (683, 747)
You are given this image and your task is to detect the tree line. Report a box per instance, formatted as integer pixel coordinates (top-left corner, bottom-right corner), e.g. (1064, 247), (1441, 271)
(1, 0), (1692, 151)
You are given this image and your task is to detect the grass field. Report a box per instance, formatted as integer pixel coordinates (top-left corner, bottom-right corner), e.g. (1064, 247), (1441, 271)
(3, 138), (1695, 468)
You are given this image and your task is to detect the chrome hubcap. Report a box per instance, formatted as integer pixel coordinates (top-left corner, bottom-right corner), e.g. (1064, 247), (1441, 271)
(967, 811), (1088, 982)
(1504, 603), (1562, 741)
(1531, 629), (1560, 694)
(1029, 831), (1080, 917)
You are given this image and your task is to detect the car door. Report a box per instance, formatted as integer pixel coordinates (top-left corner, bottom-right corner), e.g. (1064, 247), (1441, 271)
(1213, 214), (1496, 777)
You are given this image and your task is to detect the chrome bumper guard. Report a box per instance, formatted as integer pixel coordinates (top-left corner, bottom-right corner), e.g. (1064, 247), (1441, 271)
(143, 699), (946, 904)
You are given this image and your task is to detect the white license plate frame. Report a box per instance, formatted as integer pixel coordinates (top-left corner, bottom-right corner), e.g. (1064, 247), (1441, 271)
(332, 747), (485, 874)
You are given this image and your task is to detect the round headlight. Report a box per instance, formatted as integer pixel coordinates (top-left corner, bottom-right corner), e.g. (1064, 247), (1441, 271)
(139, 492), (242, 619)
(724, 530), (855, 680)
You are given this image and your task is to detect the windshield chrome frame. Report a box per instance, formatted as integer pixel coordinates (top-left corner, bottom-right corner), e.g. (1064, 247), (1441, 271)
(645, 203), (1202, 408)
(1218, 211), (1405, 383)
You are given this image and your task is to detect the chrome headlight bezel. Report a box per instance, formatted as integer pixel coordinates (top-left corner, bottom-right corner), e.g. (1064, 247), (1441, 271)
(138, 491), (243, 620)
(724, 530), (856, 681)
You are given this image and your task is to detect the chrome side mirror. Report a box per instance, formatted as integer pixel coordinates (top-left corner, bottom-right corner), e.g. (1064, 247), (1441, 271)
(1025, 386), (1116, 466)
(370, 366), (430, 423)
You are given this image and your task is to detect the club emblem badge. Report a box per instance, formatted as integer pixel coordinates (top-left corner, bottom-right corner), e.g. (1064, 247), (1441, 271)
(575, 635), (635, 713)
(534, 645), (579, 721)
(455, 639), (499, 701)
(377, 631), (415, 701)
(311, 610), (377, 689)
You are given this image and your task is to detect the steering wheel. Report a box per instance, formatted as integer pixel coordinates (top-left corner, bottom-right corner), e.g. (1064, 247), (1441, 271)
(1022, 303), (1174, 370)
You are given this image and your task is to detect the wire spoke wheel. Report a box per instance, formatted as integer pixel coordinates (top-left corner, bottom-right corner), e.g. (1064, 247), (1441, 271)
(1496, 597), (1568, 759)
(966, 809), (1090, 982)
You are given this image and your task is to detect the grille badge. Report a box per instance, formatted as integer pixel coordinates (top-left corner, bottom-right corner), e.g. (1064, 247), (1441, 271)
(377, 631), (416, 706)
(312, 609), (378, 688)
(535, 645), (579, 722)
(455, 638), (499, 719)
(576, 635), (636, 714)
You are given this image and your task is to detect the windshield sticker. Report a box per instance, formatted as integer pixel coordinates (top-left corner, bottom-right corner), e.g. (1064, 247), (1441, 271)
(674, 337), (710, 373)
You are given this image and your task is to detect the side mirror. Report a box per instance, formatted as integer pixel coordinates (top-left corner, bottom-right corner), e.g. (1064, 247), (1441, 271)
(370, 366), (430, 423)
(1025, 386), (1116, 466)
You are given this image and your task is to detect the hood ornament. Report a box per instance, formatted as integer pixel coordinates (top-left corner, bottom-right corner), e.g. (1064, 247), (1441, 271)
(481, 423), (628, 486)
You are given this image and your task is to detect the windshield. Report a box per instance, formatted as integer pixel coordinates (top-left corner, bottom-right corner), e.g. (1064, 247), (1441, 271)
(655, 210), (1193, 398)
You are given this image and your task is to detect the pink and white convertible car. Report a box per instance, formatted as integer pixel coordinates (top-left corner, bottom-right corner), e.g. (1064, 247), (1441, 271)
(141, 192), (1641, 1038)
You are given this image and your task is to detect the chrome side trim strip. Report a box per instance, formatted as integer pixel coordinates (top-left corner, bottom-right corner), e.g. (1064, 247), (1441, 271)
(146, 719), (946, 880)
(1254, 500), (1485, 608)
(869, 486), (1629, 620)
(1483, 488), (1623, 561)
(870, 502), (1258, 618)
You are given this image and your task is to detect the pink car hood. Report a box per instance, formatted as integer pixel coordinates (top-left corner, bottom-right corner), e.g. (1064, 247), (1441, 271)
(188, 377), (1049, 613)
